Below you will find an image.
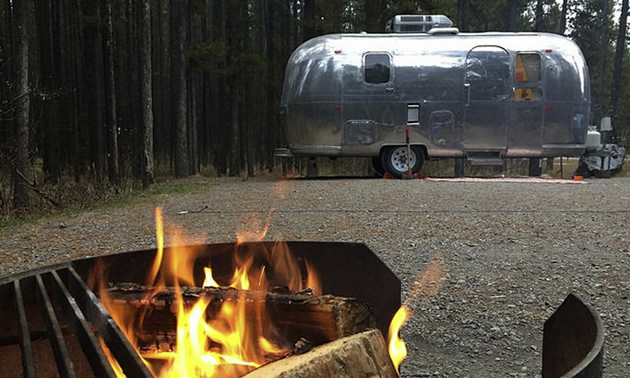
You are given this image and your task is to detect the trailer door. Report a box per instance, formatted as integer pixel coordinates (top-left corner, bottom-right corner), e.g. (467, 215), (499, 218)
(342, 52), (398, 147)
(463, 46), (510, 150)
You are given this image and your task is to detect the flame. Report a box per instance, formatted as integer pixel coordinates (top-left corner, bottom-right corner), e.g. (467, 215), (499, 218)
(203, 267), (220, 288)
(387, 306), (409, 374)
(99, 339), (126, 377)
(95, 206), (319, 378)
(387, 253), (445, 374)
(147, 207), (165, 287)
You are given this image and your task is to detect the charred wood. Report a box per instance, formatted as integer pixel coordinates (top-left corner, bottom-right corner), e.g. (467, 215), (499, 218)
(102, 284), (376, 351)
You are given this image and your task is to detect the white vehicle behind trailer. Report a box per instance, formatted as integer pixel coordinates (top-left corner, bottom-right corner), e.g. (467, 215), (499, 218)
(276, 15), (591, 178)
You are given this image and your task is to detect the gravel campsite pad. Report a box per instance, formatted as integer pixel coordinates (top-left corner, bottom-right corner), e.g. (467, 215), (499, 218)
(1, 176), (629, 377)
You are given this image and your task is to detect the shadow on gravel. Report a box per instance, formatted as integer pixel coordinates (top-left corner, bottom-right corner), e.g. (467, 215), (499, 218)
(287, 175), (383, 181)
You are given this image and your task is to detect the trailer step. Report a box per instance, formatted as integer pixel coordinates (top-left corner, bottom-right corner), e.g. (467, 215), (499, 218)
(274, 148), (294, 158)
(466, 150), (504, 166)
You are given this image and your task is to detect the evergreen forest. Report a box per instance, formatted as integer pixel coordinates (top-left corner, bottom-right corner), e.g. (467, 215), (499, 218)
(1, 0), (629, 215)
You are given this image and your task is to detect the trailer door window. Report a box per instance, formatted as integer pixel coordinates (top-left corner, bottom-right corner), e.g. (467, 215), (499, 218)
(364, 53), (391, 84)
(465, 47), (510, 101)
(515, 53), (542, 101)
(515, 53), (541, 83)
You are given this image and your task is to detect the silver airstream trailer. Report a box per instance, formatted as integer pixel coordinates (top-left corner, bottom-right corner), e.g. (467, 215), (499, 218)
(276, 15), (591, 178)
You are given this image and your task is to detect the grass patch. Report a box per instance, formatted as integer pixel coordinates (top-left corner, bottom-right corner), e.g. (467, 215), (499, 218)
(114, 178), (215, 205)
(0, 177), (216, 233)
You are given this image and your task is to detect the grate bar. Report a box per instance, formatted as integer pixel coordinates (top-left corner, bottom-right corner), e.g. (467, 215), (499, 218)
(13, 279), (36, 378)
(35, 274), (78, 378)
(49, 270), (118, 378)
(66, 267), (154, 378)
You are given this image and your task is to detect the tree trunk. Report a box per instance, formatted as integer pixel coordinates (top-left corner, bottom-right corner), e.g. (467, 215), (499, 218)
(303, 0), (316, 41)
(188, 4), (200, 176)
(281, 0), (300, 173)
(211, 0), (228, 175)
(264, 0), (277, 172)
(534, 0), (544, 31)
(227, 0), (245, 177)
(83, 0), (106, 182)
(123, 1), (141, 179)
(153, 0), (170, 170)
(172, 0), (190, 177)
(229, 92), (241, 176)
(596, 0), (610, 120)
(456, 0), (469, 32)
(506, 0), (518, 31)
(610, 0), (629, 122)
(558, 0), (569, 34)
(37, 0), (61, 184)
(365, 0), (386, 33)
(105, 0), (119, 186)
(140, 0), (154, 187)
(70, 0), (85, 182)
(13, 0), (33, 210)
(0, 1), (12, 148)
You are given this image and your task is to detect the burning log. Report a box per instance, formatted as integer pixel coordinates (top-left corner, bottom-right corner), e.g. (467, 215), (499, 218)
(102, 283), (376, 351)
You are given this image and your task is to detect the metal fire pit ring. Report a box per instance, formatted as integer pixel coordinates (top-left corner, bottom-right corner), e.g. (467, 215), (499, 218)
(0, 242), (605, 377)
(543, 293), (605, 378)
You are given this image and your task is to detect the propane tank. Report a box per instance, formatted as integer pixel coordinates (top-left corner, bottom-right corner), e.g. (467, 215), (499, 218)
(585, 127), (602, 152)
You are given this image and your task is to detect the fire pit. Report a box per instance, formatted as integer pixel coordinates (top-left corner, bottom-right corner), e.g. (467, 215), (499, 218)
(0, 203), (606, 378)
(0, 241), (401, 377)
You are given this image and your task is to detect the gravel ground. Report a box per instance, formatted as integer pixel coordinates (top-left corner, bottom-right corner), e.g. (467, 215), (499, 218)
(1, 176), (629, 377)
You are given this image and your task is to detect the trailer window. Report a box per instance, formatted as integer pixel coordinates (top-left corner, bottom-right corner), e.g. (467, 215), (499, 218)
(514, 87), (543, 101)
(466, 47), (510, 101)
(515, 53), (541, 83)
(364, 53), (391, 84)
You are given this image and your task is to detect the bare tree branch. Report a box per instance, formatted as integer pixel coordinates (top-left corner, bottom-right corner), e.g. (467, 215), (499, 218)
(15, 169), (60, 207)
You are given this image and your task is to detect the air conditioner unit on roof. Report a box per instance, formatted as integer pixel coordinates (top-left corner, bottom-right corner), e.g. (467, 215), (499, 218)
(386, 15), (454, 33)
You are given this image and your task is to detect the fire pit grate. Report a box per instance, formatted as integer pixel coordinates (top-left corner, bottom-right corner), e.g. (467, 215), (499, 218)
(1, 266), (154, 377)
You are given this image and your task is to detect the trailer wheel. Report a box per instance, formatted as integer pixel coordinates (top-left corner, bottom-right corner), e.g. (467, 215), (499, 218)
(381, 146), (424, 179)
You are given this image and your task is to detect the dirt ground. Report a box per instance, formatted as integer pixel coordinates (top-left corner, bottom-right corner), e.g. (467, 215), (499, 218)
(1, 175), (628, 377)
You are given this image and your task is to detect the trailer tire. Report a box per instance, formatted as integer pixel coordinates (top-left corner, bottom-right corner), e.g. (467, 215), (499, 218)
(381, 146), (424, 179)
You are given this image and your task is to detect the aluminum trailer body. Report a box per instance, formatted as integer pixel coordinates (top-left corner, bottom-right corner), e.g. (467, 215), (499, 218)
(278, 31), (591, 177)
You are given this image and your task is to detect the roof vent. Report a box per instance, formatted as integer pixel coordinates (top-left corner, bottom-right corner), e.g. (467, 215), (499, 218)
(386, 14), (454, 33)
(427, 27), (459, 35)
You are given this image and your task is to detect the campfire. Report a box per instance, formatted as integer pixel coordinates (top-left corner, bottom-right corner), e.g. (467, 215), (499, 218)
(87, 207), (404, 377)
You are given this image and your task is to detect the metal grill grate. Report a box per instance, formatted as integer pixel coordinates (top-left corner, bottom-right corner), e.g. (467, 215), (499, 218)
(2, 266), (153, 378)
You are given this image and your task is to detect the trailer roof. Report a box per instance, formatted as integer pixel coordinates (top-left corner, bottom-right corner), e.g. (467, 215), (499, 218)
(297, 32), (582, 56)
